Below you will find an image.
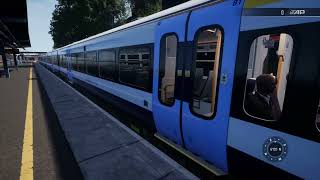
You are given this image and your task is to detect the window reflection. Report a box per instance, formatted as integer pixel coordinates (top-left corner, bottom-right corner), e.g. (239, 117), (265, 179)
(119, 47), (150, 89)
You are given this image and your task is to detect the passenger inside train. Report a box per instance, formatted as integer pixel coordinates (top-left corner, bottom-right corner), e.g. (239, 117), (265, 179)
(244, 33), (293, 121)
(245, 74), (281, 120)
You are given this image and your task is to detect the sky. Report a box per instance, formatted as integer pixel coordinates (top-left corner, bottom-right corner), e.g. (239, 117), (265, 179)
(22, 0), (56, 52)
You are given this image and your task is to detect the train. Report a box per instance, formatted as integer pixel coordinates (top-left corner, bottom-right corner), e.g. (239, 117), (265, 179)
(39, 0), (320, 179)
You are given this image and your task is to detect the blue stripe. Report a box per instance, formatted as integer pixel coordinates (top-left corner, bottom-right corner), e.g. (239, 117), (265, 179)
(70, 70), (152, 111)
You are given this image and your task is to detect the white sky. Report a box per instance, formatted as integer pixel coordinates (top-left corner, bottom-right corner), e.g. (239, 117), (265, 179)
(22, 0), (56, 52)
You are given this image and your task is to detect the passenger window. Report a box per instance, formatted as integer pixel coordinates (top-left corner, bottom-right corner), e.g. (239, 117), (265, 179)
(99, 50), (115, 80)
(159, 34), (178, 106)
(77, 52), (86, 73)
(86, 51), (98, 76)
(119, 47), (151, 90)
(61, 55), (67, 68)
(244, 33), (294, 121)
(191, 27), (223, 118)
(71, 53), (78, 71)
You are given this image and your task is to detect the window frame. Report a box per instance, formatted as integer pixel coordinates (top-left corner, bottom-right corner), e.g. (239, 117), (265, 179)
(242, 33), (295, 122)
(189, 25), (224, 120)
(118, 44), (153, 92)
(158, 32), (179, 107)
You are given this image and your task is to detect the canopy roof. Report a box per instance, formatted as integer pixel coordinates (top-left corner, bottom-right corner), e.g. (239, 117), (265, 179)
(0, 0), (30, 48)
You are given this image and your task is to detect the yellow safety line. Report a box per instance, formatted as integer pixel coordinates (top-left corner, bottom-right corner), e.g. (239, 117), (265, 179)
(19, 68), (33, 180)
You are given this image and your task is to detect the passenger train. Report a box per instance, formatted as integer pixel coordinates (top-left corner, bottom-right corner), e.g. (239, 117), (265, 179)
(39, 0), (320, 178)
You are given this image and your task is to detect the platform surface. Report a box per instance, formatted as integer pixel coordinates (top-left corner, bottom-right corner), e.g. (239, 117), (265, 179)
(0, 66), (83, 180)
(35, 63), (198, 180)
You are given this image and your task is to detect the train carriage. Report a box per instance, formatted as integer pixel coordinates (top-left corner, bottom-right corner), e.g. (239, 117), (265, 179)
(39, 0), (320, 178)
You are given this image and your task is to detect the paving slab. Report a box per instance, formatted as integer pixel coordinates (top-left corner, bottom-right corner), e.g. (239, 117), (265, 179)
(35, 63), (198, 180)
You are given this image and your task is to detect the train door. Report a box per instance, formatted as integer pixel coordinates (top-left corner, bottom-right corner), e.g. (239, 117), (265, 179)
(153, 0), (243, 174)
(181, 1), (243, 173)
(153, 13), (189, 145)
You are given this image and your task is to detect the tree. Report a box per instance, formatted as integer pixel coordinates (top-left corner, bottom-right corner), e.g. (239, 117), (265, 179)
(126, 0), (161, 19)
(49, 0), (126, 48)
(126, 0), (189, 21)
(161, 0), (189, 10)
(49, 0), (190, 48)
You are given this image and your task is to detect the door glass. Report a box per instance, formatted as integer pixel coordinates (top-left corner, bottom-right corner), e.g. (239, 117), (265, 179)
(191, 27), (223, 118)
(244, 33), (294, 121)
(159, 34), (178, 106)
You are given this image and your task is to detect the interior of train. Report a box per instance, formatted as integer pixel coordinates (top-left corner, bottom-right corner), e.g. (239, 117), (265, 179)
(191, 27), (222, 117)
(244, 33), (294, 121)
(158, 27), (223, 118)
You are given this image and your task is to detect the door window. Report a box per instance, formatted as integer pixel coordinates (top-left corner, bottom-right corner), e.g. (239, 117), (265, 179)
(191, 27), (223, 118)
(243, 33), (294, 121)
(158, 34), (178, 106)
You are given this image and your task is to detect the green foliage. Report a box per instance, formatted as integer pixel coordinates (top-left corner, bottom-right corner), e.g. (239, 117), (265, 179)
(49, 0), (126, 48)
(127, 0), (161, 18)
(162, 0), (189, 10)
(49, 0), (190, 49)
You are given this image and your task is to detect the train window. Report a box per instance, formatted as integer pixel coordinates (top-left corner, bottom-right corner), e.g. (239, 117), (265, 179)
(98, 50), (115, 80)
(52, 55), (56, 65)
(59, 55), (63, 67)
(119, 47), (150, 89)
(71, 53), (78, 71)
(77, 52), (86, 73)
(159, 34), (178, 106)
(86, 51), (98, 77)
(57, 55), (60, 66)
(191, 27), (223, 118)
(244, 33), (294, 121)
(61, 55), (67, 68)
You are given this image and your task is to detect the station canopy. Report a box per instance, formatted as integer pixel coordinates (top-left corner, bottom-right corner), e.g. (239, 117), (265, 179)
(0, 0), (30, 48)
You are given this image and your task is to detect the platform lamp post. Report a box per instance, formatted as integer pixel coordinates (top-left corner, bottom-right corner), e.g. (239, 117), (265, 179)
(0, 40), (9, 78)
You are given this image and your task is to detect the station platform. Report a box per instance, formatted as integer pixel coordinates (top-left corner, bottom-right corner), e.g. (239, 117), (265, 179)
(0, 66), (83, 180)
(34, 63), (198, 180)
